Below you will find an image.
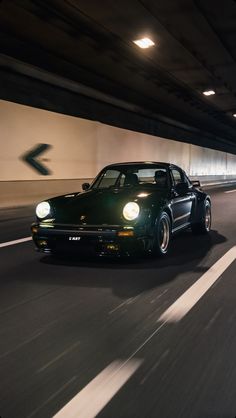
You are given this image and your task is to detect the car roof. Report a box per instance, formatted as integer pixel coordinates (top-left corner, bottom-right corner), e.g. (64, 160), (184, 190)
(104, 161), (182, 170)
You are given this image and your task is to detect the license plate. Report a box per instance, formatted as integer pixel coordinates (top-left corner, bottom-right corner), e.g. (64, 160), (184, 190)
(68, 236), (81, 241)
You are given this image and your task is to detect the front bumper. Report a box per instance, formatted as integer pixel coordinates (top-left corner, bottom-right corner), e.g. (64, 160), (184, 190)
(31, 223), (151, 256)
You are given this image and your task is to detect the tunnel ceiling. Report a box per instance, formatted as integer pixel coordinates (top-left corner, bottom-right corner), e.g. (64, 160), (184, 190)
(1, 0), (236, 154)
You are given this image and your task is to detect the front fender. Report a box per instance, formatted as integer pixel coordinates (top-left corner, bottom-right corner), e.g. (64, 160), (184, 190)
(150, 201), (173, 230)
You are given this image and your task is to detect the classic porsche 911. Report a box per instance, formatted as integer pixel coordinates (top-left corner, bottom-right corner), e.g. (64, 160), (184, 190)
(31, 162), (211, 256)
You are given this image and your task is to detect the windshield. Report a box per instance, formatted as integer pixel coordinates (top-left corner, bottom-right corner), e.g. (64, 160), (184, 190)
(92, 165), (169, 189)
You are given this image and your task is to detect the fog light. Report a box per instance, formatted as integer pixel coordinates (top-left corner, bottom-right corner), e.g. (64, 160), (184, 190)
(37, 239), (47, 247)
(117, 231), (134, 237)
(106, 244), (119, 251)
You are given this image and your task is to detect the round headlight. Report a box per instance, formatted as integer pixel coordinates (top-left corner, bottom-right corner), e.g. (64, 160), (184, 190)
(36, 201), (50, 219)
(123, 202), (140, 221)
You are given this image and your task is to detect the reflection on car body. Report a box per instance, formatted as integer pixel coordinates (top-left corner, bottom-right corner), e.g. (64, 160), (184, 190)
(31, 162), (211, 256)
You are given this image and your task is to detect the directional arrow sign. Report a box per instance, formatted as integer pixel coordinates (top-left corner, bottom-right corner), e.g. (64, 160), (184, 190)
(21, 143), (52, 175)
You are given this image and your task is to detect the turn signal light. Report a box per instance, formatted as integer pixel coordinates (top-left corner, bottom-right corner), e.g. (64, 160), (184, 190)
(31, 226), (38, 234)
(117, 231), (134, 237)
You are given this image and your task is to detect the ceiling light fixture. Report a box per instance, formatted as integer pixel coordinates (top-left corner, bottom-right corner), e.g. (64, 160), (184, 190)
(133, 37), (155, 49)
(203, 90), (215, 96)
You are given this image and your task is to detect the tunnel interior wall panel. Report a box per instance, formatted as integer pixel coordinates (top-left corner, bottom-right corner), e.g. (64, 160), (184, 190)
(1, 99), (236, 207)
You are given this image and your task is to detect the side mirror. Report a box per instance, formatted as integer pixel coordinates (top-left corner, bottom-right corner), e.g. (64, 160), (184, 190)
(82, 182), (90, 191)
(191, 180), (201, 188)
(175, 182), (189, 195)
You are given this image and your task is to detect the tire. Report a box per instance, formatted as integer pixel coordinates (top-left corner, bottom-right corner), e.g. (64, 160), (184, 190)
(153, 212), (171, 256)
(191, 199), (211, 234)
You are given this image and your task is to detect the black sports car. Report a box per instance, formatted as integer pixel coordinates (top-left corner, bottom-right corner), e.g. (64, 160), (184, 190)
(31, 162), (211, 256)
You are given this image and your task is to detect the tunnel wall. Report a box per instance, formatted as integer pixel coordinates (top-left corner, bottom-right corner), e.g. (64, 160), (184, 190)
(1, 99), (236, 208)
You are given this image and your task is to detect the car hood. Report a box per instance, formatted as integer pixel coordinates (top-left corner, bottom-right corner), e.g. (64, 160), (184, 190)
(48, 187), (168, 225)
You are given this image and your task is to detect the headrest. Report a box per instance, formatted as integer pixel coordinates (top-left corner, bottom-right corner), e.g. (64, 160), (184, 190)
(154, 170), (167, 185)
(124, 173), (139, 186)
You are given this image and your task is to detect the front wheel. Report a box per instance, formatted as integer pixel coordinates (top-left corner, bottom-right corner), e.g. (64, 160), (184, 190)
(191, 199), (211, 234)
(153, 212), (171, 256)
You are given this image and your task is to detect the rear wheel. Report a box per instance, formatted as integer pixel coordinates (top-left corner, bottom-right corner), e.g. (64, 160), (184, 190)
(153, 212), (171, 256)
(191, 199), (211, 234)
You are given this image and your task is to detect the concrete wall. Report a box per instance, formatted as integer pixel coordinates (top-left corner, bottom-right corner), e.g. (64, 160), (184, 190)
(1, 99), (236, 208)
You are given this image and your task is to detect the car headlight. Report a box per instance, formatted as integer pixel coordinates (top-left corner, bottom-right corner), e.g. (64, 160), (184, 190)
(36, 201), (51, 219)
(123, 202), (140, 221)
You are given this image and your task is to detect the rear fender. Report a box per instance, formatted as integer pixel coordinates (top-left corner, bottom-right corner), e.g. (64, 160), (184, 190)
(194, 195), (211, 223)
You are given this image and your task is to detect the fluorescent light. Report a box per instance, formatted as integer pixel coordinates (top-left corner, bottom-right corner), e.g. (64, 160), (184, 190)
(133, 37), (155, 49)
(203, 90), (215, 96)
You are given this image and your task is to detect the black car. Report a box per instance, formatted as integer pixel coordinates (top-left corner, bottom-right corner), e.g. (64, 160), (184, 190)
(31, 162), (211, 256)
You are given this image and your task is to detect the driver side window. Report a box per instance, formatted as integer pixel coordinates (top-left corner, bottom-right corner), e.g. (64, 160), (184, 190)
(171, 169), (182, 186)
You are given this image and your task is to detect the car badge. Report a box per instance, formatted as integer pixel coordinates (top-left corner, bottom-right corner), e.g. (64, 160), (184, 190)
(80, 215), (86, 221)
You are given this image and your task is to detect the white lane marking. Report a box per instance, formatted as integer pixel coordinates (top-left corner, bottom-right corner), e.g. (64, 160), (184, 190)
(53, 359), (142, 418)
(159, 246), (236, 323)
(0, 236), (32, 248)
(225, 189), (236, 193)
(54, 321), (167, 418)
(28, 376), (77, 418)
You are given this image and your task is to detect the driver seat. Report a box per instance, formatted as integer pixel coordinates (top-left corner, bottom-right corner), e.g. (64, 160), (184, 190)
(124, 173), (139, 186)
(154, 170), (167, 187)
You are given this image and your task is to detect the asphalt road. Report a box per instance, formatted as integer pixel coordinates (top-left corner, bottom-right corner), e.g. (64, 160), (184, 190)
(1, 184), (236, 418)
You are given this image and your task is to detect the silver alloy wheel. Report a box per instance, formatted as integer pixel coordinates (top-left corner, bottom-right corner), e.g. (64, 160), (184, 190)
(205, 205), (211, 231)
(159, 216), (170, 253)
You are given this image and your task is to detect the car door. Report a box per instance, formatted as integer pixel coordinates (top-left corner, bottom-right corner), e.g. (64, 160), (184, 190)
(170, 167), (194, 231)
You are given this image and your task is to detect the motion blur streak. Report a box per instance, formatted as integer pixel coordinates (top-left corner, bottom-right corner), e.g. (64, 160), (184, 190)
(53, 359), (142, 418)
(159, 246), (236, 323)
